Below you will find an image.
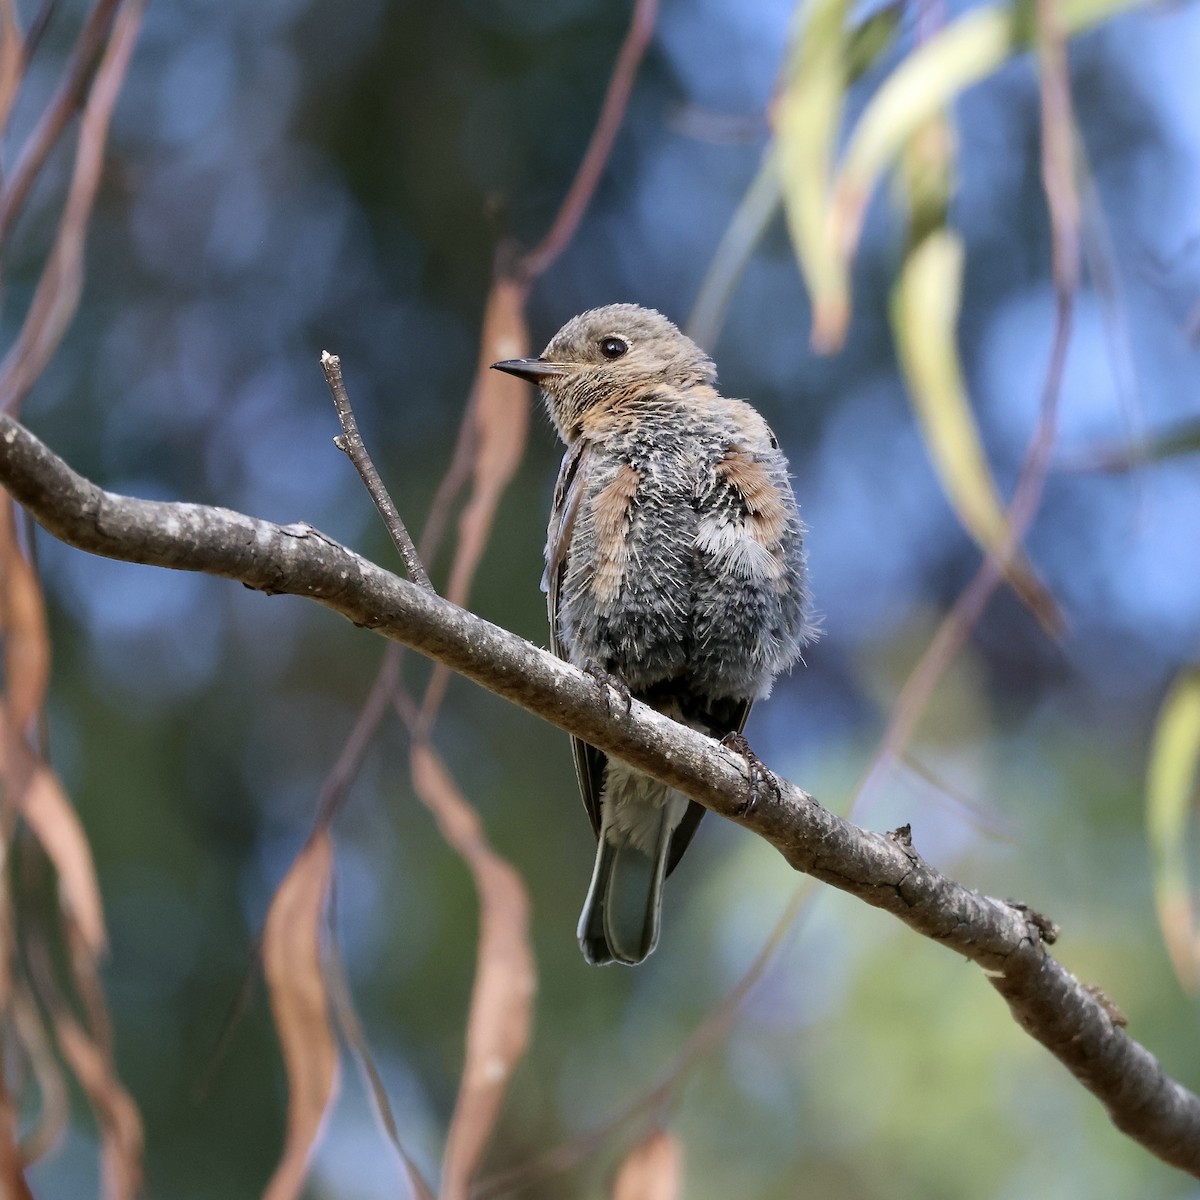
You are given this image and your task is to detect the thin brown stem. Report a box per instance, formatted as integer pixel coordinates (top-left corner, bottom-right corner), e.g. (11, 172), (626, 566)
(322, 351), (433, 593)
(0, 0), (120, 246)
(517, 0), (659, 281)
(324, 933), (435, 1200)
(21, 0), (59, 66)
(473, 884), (815, 1198)
(313, 643), (403, 829)
(0, 0), (145, 415)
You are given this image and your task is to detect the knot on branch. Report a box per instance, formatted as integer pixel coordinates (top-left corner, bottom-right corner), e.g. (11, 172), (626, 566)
(1006, 899), (1060, 946)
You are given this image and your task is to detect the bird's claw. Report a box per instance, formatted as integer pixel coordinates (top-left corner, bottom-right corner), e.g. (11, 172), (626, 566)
(721, 731), (778, 816)
(583, 657), (633, 717)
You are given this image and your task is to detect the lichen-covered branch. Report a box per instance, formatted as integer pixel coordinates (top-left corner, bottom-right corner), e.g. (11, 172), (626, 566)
(0, 411), (1197, 1178)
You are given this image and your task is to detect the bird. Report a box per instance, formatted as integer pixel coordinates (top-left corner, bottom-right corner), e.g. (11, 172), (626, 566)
(492, 304), (814, 965)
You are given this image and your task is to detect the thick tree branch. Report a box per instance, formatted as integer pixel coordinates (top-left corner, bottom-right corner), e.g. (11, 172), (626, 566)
(0, 412), (1197, 1177)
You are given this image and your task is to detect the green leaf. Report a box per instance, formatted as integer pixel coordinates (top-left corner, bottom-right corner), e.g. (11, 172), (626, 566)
(831, 0), (1148, 266)
(696, 7), (899, 354)
(775, 0), (854, 352)
(891, 227), (1060, 633)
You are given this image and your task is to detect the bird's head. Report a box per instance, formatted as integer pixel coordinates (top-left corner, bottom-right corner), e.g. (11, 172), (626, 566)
(491, 304), (716, 441)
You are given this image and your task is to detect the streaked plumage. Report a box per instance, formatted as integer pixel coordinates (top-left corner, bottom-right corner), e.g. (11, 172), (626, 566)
(493, 304), (814, 965)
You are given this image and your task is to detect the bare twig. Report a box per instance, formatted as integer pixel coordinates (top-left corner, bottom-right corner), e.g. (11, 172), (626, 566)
(474, 884), (815, 1198)
(325, 920), (435, 1200)
(416, 390), (480, 569)
(1, 414), (1198, 1178)
(1075, 140), (1143, 464)
(21, 0), (60, 67)
(0, 0), (145, 415)
(1061, 418), (1200, 474)
(0, 0), (120, 246)
(516, 0), (659, 281)
(317, 644), (404, 827)
(1035, 0), (1080, 300)
(322, 351), (433, 592)
(686, 149), (781, 351)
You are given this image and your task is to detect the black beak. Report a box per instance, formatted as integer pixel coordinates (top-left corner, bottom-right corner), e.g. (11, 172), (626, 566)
(490, 357), (569, 384)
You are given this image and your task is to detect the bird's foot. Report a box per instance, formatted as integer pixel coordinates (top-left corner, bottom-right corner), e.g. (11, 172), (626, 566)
(720, 732), (778, 816)
(583, 658), (633, 717)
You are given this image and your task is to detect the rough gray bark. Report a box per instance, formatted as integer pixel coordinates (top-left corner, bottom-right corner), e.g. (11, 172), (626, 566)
(0, 411), (1197, 1177)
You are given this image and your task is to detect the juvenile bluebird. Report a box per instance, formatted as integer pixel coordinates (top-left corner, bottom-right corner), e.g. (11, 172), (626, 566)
(492, 304), (814, 965)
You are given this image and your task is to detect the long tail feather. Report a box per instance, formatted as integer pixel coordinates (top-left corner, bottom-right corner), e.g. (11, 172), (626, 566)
(577, 806), (674, 966)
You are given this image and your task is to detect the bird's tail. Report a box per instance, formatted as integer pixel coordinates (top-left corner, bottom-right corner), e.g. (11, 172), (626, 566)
(577, 804), (675, 966)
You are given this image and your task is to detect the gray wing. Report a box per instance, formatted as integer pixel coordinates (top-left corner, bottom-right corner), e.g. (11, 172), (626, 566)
(545, 440), (605, 839)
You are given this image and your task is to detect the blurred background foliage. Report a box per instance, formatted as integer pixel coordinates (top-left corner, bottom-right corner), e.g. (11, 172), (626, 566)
(6, 0), (1200, 1194)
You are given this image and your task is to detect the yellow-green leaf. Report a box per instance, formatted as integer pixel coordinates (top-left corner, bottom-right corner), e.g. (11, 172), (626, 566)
(898, 113), (955, 241)
(891, 227), (1060, 632)
(1146, 669), (1200, 993)
(775, 0), (852, 353)
(831, 0), (1147, 265)
(698, 8), (897, 354)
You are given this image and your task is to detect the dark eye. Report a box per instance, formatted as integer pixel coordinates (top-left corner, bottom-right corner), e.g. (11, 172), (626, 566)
(599, 336), (628, 360)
